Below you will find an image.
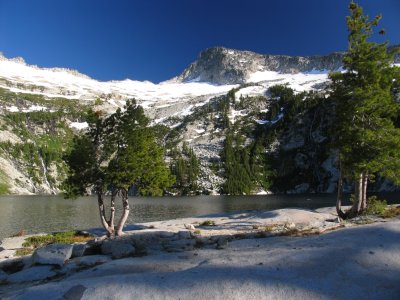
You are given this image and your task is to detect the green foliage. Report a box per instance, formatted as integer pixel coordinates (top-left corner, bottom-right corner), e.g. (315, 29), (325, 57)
(0, 168), (10, 195)
(22, 231), (92, 248)
(330, 2), (400, 182)
(94, 98), (103, 105)
(221, 132), (254, 194)
(15, 248), (33, 256)
(170, 143), (200, 195)
(199, 220), (216, 226)
(365, 196), (387, 216)
(64, 99), (175, 198)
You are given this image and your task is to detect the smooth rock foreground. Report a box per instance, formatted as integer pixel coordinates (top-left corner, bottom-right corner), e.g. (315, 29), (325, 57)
(0, 207), (399, 299)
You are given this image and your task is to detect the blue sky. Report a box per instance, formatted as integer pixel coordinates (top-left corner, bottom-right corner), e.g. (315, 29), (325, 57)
(0, 0), (399, 83)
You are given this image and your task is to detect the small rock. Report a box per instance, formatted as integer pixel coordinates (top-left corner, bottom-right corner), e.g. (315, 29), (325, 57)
(184, 224), (196, 230)
(7, 265), (56, 283)
(285, 223), (296, 229)
(71, 243), (87, 258)
(33, 244), (73, 267)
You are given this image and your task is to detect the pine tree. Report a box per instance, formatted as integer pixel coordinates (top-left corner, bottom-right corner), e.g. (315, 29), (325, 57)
(330, 1), (400, 218)
(64, 100), (174, 236)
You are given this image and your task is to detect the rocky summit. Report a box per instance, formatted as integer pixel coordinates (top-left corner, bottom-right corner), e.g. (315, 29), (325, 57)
(174, 47), (345, 85)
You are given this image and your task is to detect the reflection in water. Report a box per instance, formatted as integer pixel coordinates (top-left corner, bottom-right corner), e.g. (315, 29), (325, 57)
(0, 193), (396, 240)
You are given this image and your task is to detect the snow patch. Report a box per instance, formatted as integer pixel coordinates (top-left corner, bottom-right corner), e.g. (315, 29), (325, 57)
(246, 70), (329, 93)
(195, 129), (205, 134)
(22, 105), (47, 112)
(5, 106), (19, 112)
(69, 122), (88, 130)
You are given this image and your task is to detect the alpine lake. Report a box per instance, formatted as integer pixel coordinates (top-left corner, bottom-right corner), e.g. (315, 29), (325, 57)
(0, 193), (398, 240)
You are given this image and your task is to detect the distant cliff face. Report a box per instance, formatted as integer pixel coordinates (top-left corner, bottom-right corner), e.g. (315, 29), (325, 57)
(175, 47), (343, 85)
(175, 46), (400, 85)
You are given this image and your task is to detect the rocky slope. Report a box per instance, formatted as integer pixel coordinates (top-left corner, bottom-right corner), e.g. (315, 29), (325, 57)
(173, 47), (345, 85)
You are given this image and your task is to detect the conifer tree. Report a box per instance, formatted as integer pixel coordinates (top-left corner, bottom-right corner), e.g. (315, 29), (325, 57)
(64, 100), (174, 236)
(330, 1), (400, 218)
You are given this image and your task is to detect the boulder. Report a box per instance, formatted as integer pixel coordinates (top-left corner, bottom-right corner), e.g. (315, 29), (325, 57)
(101, 240), (135, 259)
(6, 265), (56, 283)
(33, 244), (73, 267)
(71, 243), (87, 258)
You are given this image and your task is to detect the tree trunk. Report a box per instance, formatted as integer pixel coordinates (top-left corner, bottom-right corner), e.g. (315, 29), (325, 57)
(116, 189), (130, 236)
(97, 193), (114, 236)
(108, 190), (117, 236)
(349, 173), (363, 217)
(361, 172), (368, 211)
(336, 161), (346, 220)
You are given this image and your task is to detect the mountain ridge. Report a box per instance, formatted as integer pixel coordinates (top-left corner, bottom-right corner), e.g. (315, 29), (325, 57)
(174, 45), (400, 85)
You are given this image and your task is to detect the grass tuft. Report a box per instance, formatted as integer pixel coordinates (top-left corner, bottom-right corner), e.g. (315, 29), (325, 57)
(22, 230), (93, 248)
(199, 220), (216, 226)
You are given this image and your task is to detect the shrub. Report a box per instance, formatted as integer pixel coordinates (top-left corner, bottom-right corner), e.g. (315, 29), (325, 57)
(381, 206), (400, 219)
(199, 220), (216, 226)
(22, 231), (93, 248)
(366, 196), (387, 216)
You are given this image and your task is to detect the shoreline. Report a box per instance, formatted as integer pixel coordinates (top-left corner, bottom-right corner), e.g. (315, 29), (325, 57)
(1, 205), (400, 299)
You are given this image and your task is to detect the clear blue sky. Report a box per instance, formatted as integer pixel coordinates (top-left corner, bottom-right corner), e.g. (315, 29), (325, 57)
(0, 0), (399, 83)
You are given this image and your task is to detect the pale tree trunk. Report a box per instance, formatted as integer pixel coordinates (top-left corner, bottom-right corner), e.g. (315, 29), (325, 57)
(108, 190), (117, 236)
(116, 188), (130, 236)
(348, 172), (365, 217)
(361, 172), (368, 211)
(336, 160), (346, 220)
(349, 173), (363, 216)
(97, 193), (114, 236)
(356, 173), (363, 212)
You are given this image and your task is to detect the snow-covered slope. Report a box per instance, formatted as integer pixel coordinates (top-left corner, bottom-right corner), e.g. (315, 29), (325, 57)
(0, 54), (236, 112)
(0, 51), (333, 123)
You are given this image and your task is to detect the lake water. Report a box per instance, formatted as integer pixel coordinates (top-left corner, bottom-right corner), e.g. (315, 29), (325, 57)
(0, 193), (397, 240)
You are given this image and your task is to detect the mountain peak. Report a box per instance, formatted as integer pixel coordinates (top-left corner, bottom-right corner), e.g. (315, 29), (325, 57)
(175, 47), (347, 85)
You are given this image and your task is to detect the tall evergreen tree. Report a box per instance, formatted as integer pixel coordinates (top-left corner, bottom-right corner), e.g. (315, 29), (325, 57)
(64, 100), (174, 236)
(330, 1), (400, 218)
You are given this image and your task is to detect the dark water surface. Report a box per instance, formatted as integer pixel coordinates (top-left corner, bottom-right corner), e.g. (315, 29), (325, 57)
(0, 193), (397, 240)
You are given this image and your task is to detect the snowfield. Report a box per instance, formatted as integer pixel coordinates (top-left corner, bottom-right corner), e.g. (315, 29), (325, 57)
(0, 55), (237, 109)
(0, 54), (333, 117)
